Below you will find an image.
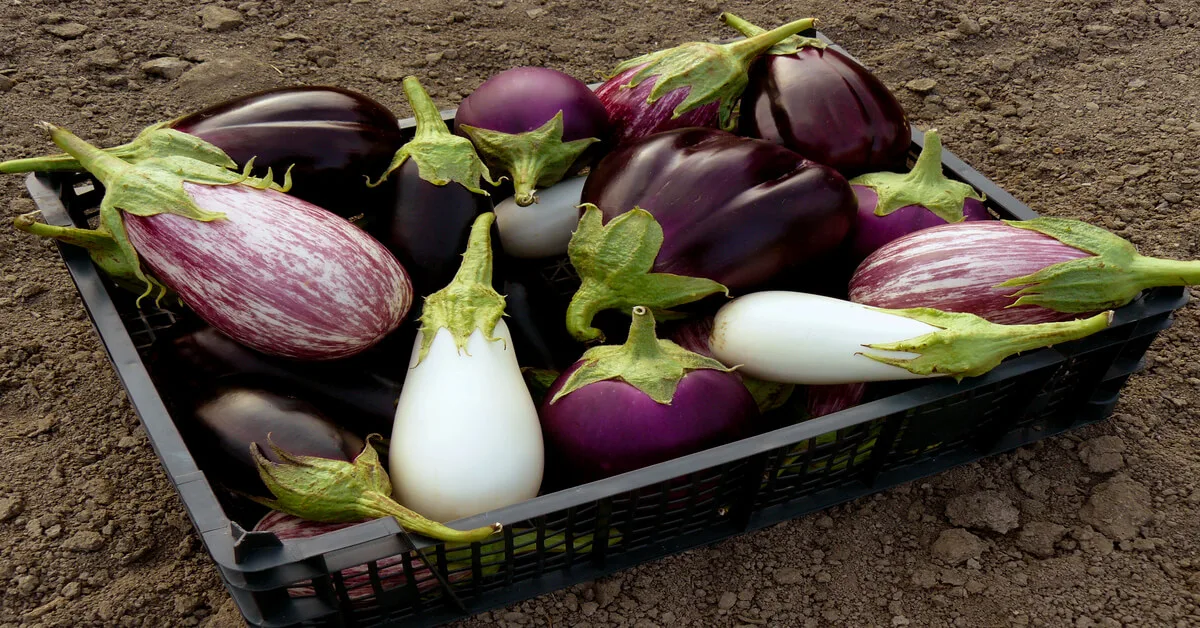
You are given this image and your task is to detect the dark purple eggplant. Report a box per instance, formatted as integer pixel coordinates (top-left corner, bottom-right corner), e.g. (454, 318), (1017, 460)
(1, 86), (405, 219)
(453, 67), (610, 206)
(569, 127), (856, 341)
(185, 386), (366, 496)
(367, 77), (495, 299)
(724, 13), (911, 177)
(153, 327), (401, 434)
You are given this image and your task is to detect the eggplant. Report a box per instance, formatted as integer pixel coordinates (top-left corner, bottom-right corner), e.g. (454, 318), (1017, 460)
(540, 307), (758, 484)
(569, 127), (856, 340)
(849, 218), (1200, 324)
(494, 175), (587, 260)
(14, 124), (413, 360)
(184, 386), (366, 496)
(0, 86), (405, 219)
(848, 129), (992, 260)
(154, 327), (401, 434)
(723, 13), (911, 176)
(710, 291), (1113, 384)
(367, 77), (495, 299)
(454, 67), (609, 206)
(595, 17), (817, 146)
(389, 214), (544, 523)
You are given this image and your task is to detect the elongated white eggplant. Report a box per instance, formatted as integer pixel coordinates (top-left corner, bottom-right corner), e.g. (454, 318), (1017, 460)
(493, 175), (586, 259)
(389, 213), (544, 522)
(709, 291), (1112, 385)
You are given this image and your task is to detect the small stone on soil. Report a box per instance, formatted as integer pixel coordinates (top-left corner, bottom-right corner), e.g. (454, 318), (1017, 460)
(199, 6), (244, 32)
(946, 490), (1020, 534)
(906, 78), (937, 93)
(45, 22), (88, 39)
(142, 57), (192, 80)
(931, 528), (985, 565)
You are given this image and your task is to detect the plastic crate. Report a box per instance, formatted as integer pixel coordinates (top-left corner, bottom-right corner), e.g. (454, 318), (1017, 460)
(24, 31), (1189, 628)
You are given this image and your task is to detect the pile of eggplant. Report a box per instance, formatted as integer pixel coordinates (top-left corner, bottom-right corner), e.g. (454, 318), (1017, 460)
(7, 12), (1200, 585)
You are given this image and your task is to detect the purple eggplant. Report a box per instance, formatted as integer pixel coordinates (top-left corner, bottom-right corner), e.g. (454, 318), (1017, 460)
(153, 326), (402, 434)
(368, 77), (495, 299)
(1, 86), (405, 219)
(849, 218), (1200, 324)
(848, 129), (993, 260)
(569, 127), (856, 341)
(453, 67), (609, 206)
(184, 386), (366, 496)
(596, 17), (816, 146)
(540, 306), (758, 484)
(13, 123), (413, 360)
(723, 13), (911, 176)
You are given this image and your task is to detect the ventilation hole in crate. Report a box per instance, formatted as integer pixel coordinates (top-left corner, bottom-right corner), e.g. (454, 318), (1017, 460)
(121, 306), (182, 350)
(754, 420), (883, 509)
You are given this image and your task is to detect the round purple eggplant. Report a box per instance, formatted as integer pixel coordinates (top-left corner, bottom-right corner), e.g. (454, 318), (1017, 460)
(848, 129), (992, 261)
(453, 67), (609, 206)
(724, 13), (911, 176)
(540, 307), (758, 484)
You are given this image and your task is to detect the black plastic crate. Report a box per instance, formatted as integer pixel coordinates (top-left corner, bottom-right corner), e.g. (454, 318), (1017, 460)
(23, 30), (1189, 628)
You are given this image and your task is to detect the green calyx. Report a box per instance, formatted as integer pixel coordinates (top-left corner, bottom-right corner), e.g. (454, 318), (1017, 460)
(859, 307), (1113, 381)
(552, 306), (733, 405)
(720, 12), (827, 55)
(459, 111), (596, 206)
(0, 122), (238, 174)
(741, 376), (795, 413)
(18, 122), (290, 306)
(995, 217), (1200, 313)
(368, 77), (499, 194)
(609, 16), (817, 129)
(416, 212), (507, 364)
(12, 210), (172, 298)
(252, 433), (502, 542)
(849, 129), (985, 223)
(565, 204), (728, 342)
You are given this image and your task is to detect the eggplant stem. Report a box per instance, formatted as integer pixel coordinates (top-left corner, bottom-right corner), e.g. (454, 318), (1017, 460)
(36, 122), (131, 186)
(12, 211), (112, 250)
(402, 76), (454, 142)
(724, 17), (818, 64)
(370, 492), (501, 543)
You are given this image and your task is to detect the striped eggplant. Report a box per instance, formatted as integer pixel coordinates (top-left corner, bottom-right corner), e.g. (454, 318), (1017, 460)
(595, 17), (817, 146)
(13, 123), (413, 360)
(849, 218), (1200, 324)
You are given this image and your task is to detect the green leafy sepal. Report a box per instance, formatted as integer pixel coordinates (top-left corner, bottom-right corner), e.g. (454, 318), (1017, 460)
(252, 433), (501, 542)
(416, 212), (507, 364)
(368, 76), (499, 194)
(609, 16), (817, 129)
(565, 204), (728, 342)
(859, 307), (1113, 381)
(552, 306), (733, 405)
(459, 111), (596, 206)
(849, 129), (985, 223)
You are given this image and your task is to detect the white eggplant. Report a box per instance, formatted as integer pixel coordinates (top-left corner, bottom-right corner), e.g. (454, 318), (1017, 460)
(493, 175), (586, 259)
(389, 213), (544, 523)
(710, 291), (1113, 385)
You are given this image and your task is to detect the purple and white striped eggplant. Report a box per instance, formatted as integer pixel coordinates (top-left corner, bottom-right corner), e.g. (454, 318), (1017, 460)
(849, 218), (1200, 324)
(595, 17), (817, 146)
(13, 123), (413, 360)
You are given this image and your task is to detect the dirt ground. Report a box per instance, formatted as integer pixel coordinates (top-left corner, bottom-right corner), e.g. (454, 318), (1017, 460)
(1, 0), (1199, 626)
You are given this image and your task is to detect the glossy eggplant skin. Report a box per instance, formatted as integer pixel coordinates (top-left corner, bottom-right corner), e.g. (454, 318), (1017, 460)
(173, 86), (406, 219)
(738, 48), (910, 177)
(581, 128), (857, 292)
(152, 327), (401, 435)
(370, 160), (493, 300)
(184, 386), (366, 496)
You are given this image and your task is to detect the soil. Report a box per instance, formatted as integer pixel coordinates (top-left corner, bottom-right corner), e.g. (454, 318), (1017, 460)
(1, 0), (1199, 627)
